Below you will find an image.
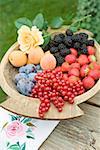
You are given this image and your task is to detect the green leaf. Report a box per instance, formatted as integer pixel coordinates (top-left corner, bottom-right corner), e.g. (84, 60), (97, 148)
(69, 26), (78, 32)
(8, 144), (19, 150)
(26, 135), (34, 139)
(22, 118), (32, 124)
(42, 32), (51, 48)
(15, 17), (32, 29)
(21, 143), (26, 150)
(33, 13), (44, 30)
(43, 20), (48, 30)
(50, 17), (64, 29)
(7, 142), (10, 147)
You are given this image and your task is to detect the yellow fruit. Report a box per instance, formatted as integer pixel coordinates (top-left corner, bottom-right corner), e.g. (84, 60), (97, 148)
(9, 50), (27, 67)
(28, 46), (44, 64)
(27, 58), (32, 64)
(40, 53), (56, 70)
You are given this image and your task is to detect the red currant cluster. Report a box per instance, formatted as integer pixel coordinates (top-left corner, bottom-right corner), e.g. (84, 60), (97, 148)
(31, 67), (85, 118)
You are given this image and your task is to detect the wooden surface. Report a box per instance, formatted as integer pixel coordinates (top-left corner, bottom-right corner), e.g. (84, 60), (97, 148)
(40, 91), (100, 150)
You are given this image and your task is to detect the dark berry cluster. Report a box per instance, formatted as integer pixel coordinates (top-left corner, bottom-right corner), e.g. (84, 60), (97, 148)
(43, 29), (95, 65)
(31, 68), (85, 118)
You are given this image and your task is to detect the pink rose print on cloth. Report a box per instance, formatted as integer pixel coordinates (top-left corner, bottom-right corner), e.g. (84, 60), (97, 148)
(5, 120), (26, 138)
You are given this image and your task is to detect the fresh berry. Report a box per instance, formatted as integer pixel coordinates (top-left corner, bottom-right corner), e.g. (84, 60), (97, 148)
(70, 48), (78, 56)
(78, 54), (89, 65)
(61, 62), (71, 72)
(66, 29), (73, 36)
(78, 33), (88, 41)
(63, 74), (68, 80)
(88, 69), (99, 80)
(56, 56), (65, 66)
(68, 75), (79, 83)
(80, 65), (90, 77)
(89, 62), (100, 70)
(65, 54), (76, 64)
(60, 48), (71, 57)
(82, 76), (95, 89)
(80, 44), (88, 54)
(87, 40), (94, 46)
(73, 42), (80, 50)
(68, 68), (80, 77)
(14, 73), (28, 84)
(71, 63), (80, 70)
(64, 36), (73, 47)
(88, 55), (96, 62)
(50, 46), (58, 54)
(87, 46), (95, 55)
(53, 34), (64, 43)
(58, 43), (66, 50)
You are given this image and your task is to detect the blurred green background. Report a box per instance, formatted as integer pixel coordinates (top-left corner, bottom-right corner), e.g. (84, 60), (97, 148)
(0, 0), (100, 103)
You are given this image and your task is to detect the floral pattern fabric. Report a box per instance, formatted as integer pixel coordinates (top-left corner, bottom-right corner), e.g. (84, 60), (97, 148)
(0, 107), (59, 150)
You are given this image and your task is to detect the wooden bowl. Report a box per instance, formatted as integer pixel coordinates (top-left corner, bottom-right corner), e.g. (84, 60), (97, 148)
(0, 29), (100, 120)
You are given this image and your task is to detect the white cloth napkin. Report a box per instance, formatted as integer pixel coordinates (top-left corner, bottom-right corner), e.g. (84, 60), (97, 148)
(0, 107), (59, 150)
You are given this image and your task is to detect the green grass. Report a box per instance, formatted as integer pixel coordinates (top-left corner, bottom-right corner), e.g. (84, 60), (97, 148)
(0, 0), (78, 103)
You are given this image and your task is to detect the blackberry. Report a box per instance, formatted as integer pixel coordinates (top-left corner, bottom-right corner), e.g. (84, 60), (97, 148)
(53, 34), (64, 43)
(58, 33), (65, 39)
(82, 48), (88, 54)
(80, 44), (88, 54)
(78, 33), (88, 39)
(72, 34), (79, 42)
(66, 29), (73, 36)
(86, 39), (94, 46)
(64, 36), (73, 47)
(56, 56), (65, 66)
(50, 46), (58, 54)
(60, 48), (71, 57)
(49, 40), (58, 47)
(58, 43), (66, 50)
(73, 42), (80, 49)
(43, 44), (50, 52)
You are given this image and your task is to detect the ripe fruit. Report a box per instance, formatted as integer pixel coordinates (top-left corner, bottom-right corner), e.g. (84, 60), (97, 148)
(88, 69), (99, 80)
(78, 54), (89, 65)
(40, 53), (56, 70)
(87, 46), (95, 55)
(28, 46), (44, 64)
(61, 62), (70, 72)
(65, 54), (76, 64)
(70, 48), (78, 56)
(19, 64), (36, 74)
(9, 50), (27, 67)
(68, 75), (79, 83)
(80, 65), (90, 77)
(82, 76), (95, 89)
(88, 55), (96, 62)
(68, 68), (80, 77)
(63, 74), (68, 80)
(71, 63), (80, 70)
(89, 62), (100, 70)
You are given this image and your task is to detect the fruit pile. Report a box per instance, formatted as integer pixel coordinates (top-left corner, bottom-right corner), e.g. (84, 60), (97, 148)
(8, 25), (100, 119)
(14, 64), (41, 96)
(32, 68), (85, 118)
(43, 29), (95, 66)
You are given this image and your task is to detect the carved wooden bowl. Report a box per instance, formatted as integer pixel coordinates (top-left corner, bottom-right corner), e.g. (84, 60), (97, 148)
(0, 29), (100, 119)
